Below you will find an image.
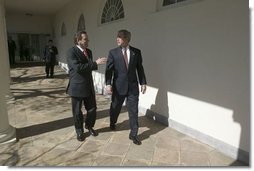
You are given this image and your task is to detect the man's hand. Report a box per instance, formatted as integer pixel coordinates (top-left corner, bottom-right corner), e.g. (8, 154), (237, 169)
(141, 85), (146, 94)
(96, 57), (107, 65)
(106, 85), (112, 94)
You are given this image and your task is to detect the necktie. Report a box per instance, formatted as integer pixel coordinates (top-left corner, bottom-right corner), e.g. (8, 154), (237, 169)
(123, 48), (128, 69)
(83, 48), (88, 57)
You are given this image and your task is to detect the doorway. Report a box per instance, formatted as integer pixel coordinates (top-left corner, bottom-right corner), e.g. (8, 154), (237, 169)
(8, 33), (50, 62)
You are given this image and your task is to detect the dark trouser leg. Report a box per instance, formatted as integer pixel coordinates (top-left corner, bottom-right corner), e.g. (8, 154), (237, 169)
(83, 94), (97, 128)
(71, 97), (84, 135)
(110, 92), (125, 125)
(50, 63), (55, 77)
(45, 63), (50, 76)
(127, 94), (139, 137)
(9, 56), (12, 65)
(12, 52), (15, 64)
(9, 53), (14, 65)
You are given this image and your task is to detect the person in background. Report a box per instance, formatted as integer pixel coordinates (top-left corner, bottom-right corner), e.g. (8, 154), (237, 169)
(66, 30), (107, 141)
(24, 46), (31, 61)
(8, 36), (16, 65)
(105, 29), (147, 145)
(43, 39), (58, 78)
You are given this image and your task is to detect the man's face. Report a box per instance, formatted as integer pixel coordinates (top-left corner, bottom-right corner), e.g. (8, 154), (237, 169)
(78, 33), (89, 49)
(117, 35), (128, 47)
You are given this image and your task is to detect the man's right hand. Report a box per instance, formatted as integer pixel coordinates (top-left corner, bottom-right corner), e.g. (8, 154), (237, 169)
(106, 85), (112, 94)
(96, 57), (107, 65)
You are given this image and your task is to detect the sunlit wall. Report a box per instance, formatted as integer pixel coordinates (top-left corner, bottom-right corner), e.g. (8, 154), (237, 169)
(54, 0), (249, 163)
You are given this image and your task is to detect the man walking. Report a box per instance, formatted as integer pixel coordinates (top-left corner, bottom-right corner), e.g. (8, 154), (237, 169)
(67, 30), (107, 141)
(105, 29), (147, 145)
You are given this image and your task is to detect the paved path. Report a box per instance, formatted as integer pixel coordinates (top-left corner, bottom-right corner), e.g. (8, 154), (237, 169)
(0, 63), (247, 166)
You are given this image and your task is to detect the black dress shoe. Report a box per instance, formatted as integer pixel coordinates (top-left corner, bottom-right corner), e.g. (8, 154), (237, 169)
(88, 128), (98, 136)
(77, 133), (85, 141)
(129, 135), (142, 145)
(110, 124), (116, 130)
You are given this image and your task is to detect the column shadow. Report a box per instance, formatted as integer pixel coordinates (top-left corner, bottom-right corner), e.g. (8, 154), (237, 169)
(16, 108), (113, 140)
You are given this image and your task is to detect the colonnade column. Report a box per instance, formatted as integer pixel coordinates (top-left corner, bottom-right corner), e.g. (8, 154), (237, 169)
(0, 0), (16, 143)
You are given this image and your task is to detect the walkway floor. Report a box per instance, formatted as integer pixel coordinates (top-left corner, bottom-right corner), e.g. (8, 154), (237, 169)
(0, 62), (247, 167)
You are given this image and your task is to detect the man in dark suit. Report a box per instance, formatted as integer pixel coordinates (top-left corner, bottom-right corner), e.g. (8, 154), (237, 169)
(43, 39), (58, 78)
(8, 36), (16, 65)
(67, 30), (107, 141)
(105, 29), (147, 145)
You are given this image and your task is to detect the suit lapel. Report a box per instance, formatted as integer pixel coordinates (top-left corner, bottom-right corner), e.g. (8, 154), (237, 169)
(129, 46), (135, 70)
(86, 49), (92, 61)
(117, 47), (127, 69)
(117, 46), (135, 71)
(74, 46), (88, 62)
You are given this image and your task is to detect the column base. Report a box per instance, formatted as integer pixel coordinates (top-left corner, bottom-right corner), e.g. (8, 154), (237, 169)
(6, 92), (15, 103)
(0, 125), (16, 144)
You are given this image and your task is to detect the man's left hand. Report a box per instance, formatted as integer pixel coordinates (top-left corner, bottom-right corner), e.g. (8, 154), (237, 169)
(141, 85), (146, 94)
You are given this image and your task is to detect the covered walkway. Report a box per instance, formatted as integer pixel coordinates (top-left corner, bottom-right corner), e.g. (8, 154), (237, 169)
(0, 63), (247, 166)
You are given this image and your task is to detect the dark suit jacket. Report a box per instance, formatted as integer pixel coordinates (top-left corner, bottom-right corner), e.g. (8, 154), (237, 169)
(43, 46), (58, 63)
(105, 46), (147, 96)
(66, 46), (98, 97)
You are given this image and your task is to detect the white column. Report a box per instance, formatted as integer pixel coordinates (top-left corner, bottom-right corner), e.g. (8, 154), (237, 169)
(250, 2), (254, 166)
(0, 0), (16, 143)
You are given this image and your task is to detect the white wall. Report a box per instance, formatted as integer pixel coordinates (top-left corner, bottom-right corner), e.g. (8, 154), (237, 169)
(54, 0), (250, 162)
(138, 0), (250, 157)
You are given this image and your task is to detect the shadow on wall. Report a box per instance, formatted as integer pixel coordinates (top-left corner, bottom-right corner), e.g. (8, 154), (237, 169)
(145, 88), (169, 127)
(143, 50), (250, 165)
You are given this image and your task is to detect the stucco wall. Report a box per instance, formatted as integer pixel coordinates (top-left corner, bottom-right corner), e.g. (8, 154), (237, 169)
(6, 14), (52, 34)
(53, 0), (249, 161)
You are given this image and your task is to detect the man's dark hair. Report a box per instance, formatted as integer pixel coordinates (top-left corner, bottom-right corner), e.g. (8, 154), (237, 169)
(74, 30), (87, 45)
(48, 39), (53, 43)
(117, 29), (131, 42)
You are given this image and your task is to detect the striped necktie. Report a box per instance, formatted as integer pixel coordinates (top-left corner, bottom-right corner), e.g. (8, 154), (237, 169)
(83, 48), (88, 57)
(123, 48), (128, 69)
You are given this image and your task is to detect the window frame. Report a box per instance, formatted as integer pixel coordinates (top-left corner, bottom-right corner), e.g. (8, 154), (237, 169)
(157, 0), (203, 11)
(100, 0), (125, 25)
(77, 14), (86, 31)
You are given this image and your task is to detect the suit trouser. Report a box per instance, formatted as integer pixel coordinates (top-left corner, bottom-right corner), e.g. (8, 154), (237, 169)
(45, 62), (55, 76)
(110, 91), (139, 137)
(9, 52), (15, 65)
(71, 95), (97, 134)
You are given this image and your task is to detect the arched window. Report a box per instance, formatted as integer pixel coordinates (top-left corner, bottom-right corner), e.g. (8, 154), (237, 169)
(101, 0), (125, 24)
(61, 22), (66, 36)
(77, 14), (86, 31)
